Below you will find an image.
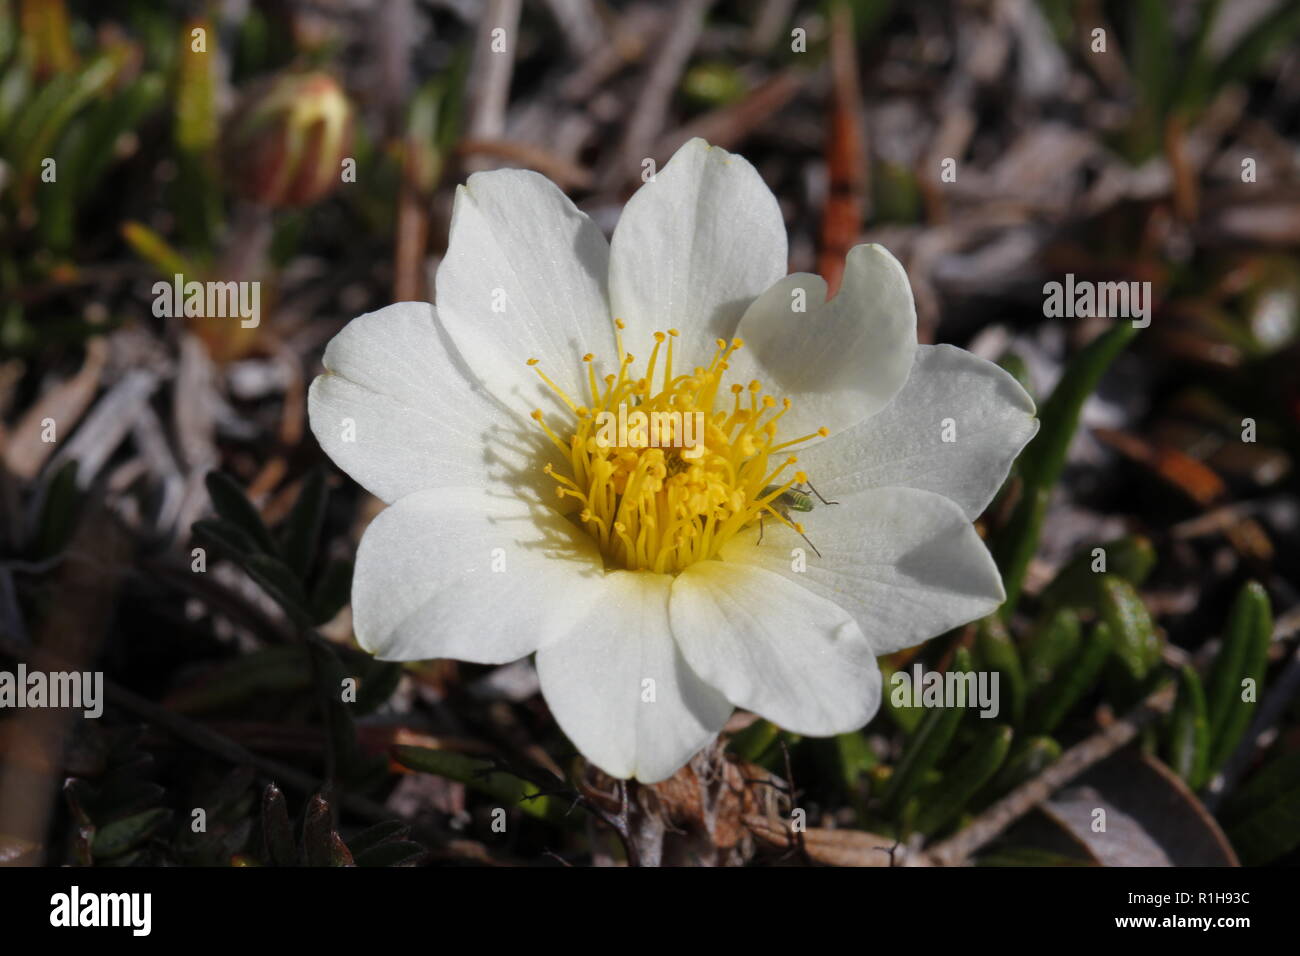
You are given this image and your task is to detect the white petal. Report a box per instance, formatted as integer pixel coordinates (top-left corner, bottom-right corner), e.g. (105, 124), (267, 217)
(669, 560), (882, 736)
(726, 244), (917, 440)
(800, 344), (1039, 519)
(352, 487), (605, 664)
(609, 138), (786, 370)
(309, 301), (557, 505)
(536, 570), (732, 782)
(435, 168), (614, 415)
(719, 486), (1005, 655)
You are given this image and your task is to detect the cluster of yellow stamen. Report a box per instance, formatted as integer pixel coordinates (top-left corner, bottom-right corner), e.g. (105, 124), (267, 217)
(528, 320), (828, 574)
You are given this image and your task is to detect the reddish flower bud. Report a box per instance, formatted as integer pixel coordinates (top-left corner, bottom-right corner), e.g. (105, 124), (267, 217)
(224, 72), (354, 208)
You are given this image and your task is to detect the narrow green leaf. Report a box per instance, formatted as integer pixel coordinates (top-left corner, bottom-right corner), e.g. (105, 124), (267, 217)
(975, 614), (1026, 724)
(882, 648), (971, 817)
(1024, 606), (1082, 694)
(1039, 535), (1156, 610)
(280, 467), (328, 579)
(91, 808), (172, 860)
(981, 735), (1061, 801)
(880, 659), (923, 734)
(352, 841), (426, 867)
(728, 718), (780, 763)
(1206, 581), (1272, 773)
(167, 645), (312, 714)
(996, 350), (1034, 400)
(1222, 751), (1300, 866)
(1175, 0), (1223, 116)
(243, 553), (313, 629)
(834, 730), (878, 792)
(344, 820), (410, 858)
(191, 517), (260, 563)
(1099, 576), (1161, 681)
(1030, 619), (1115, 734)
(995, 323), (1139, 611)
(204, 471), (277, 554)
(914, 724), (1013, 835)
(392, 746), (564, 825)
(1131, 0), (1174, 121)
(309, 557), (352, 625)
(1211, 1), (1300, 93)
(1167, 664), (1210, 787)
(120, 219), (196, 279)
(31, 458), (79, 559)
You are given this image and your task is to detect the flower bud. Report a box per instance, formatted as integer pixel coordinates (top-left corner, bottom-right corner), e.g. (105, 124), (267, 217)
(223, 72), (353, 207)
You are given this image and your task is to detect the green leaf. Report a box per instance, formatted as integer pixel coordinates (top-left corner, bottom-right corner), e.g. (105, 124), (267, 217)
(1029, 619), (1115, 734)
(91, 808), (172, 860)
(1039, 535), (1156, 610)
(1130, 0), (1174, 121)
(11, 55), (118, 196)
(975, 615), (1026, 724)
(307, 639), (360, 772)
(880, 659), (923, 734)
(30, 458), (79, 559)
(353, 659), (402, 715)
(914, 724), (1013, 835)
(1099, 576), (1161, 681)
(167, 645), (312, 713)
(205, 471), (277, 554)
(1222, 750), (1300, 866)
(834, 730), (878, 792)
(175, 18), (218, 153)
(1167, 664), (1210, 788)
(980, 735), (1061, 802)
(352, 841), (426, 867)
(1174, 0), (1223, 116)
(995, 350), (1034, 401)
(120, 219), (197, 279)
(882, 648), (971, 817)
(1206, 581), (1272, 773)
(279, 467), (328, 579)
(344, 820), (410, 858)
(392, 746), (565, 825)
(1211, 1), (1300, 94)
(191, 517), (261, 563)
(1024, 606), (1082, 694)
(310, 558), (352, 625)
(728, 718), (780, 762)
(243, 553), (313, 629)
(994, 322), (1139, 611)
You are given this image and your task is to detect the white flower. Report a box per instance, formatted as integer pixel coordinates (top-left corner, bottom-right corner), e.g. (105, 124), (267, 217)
(308, 138), (1038, 783)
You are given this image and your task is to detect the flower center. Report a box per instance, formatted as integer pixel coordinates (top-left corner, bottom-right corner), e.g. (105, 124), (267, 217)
(527, 320), (828, 574)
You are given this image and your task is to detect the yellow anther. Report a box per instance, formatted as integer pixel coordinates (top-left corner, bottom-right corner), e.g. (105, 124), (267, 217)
(527, 326), (832, 573)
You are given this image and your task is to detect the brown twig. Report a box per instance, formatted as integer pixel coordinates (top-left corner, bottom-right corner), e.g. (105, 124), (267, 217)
(921, 682), (1177, 866)
(604, 0), (714, 193)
